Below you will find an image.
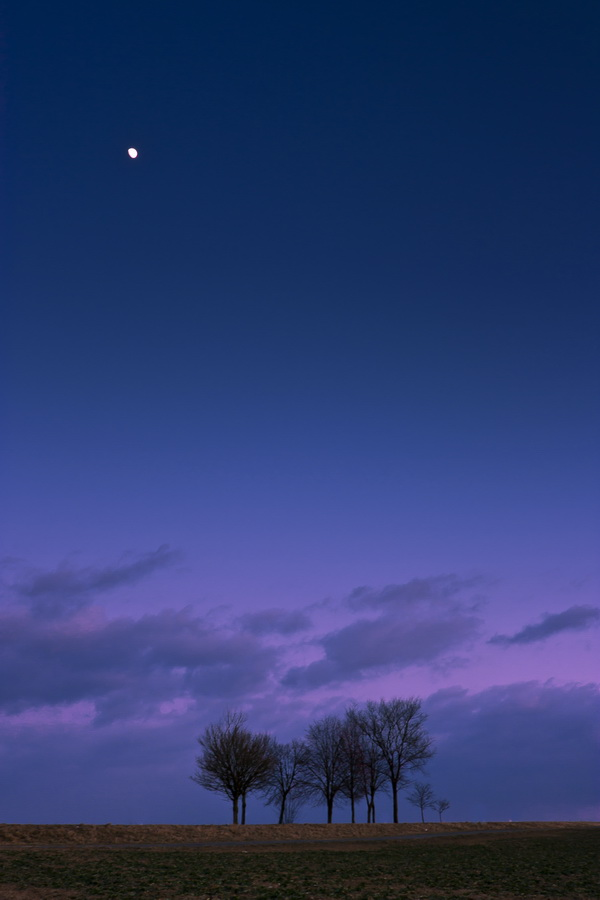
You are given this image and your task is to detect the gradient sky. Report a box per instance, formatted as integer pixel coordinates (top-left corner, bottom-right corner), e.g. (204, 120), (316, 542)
(2, 0), (599, 825)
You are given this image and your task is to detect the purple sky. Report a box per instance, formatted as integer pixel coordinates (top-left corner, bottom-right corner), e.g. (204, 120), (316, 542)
(2, 0), (599, 824)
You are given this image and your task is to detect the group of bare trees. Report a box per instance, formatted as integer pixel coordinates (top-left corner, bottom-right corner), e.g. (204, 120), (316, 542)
(191, 698), (449, 824)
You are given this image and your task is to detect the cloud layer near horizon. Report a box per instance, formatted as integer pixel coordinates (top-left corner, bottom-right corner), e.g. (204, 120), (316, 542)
(0, 550), (598, 822)
(425, 680), (600, 821)
(0, 677), (597, 824)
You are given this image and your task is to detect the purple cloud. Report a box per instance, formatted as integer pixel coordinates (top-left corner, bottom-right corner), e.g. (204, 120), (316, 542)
(12, 546), (180, 617)
(239, 607), (312, 635)
(0, 604), (277, 722)
(347, 574), (485, 611)
(489, 605), (600, 646)
(283, 612), (481, 689)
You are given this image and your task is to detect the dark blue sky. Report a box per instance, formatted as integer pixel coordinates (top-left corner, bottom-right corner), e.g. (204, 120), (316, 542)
(2, 0), (599, 824)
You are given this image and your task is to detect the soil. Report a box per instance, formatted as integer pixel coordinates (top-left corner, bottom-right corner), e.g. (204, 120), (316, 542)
(0, 820), (595, 846)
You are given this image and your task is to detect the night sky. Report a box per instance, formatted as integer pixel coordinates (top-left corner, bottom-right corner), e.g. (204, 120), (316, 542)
(3, 0), (599, 824)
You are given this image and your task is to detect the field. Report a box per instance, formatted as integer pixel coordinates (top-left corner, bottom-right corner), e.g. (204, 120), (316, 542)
(0, 823), (598, 899)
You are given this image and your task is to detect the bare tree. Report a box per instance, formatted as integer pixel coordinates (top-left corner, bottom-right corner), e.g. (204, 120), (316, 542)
(339, 712), (366, 824)
(360, 734), (387, 823)
(191, 710), (275, 824)
(354, 698), (434, 823)
(431, 798), (450, 822)
(302, 714), (348, 823)
(262, 739), (310, 825)
(407, 781), (434, 823)
(346, 707), (386, 823)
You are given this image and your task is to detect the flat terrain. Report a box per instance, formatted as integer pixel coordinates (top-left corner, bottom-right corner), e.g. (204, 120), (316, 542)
(0, 823), (598, 899)
(0, 820), (594, 846)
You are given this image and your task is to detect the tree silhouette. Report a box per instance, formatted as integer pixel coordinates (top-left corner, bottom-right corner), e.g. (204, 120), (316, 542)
(262, 739), (310, 825)
(407, 781), (434, 822)
(353, 698), (434, 823)
(431, 798), (450, 822)
(302, 715), (347, 823)
(346, 707), (386, 823)
(339, 712), (367, 824)
(191, 710), (275, 824)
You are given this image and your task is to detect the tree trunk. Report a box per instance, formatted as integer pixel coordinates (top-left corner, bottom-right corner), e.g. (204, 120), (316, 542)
(278, 797), (285, 825)
(350, 796), (355, 824)
(327, 797), (334, 823)
(241, 792), (247, 825)
(232, 796), (239, 825)
(392, 784), (399, 823)
(420, 806), (425, 823)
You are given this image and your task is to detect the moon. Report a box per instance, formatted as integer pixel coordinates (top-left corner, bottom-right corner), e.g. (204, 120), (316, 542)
(128, 148), (138, 159)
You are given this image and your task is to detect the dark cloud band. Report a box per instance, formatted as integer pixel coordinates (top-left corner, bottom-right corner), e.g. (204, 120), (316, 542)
(489, 605), (600, 646)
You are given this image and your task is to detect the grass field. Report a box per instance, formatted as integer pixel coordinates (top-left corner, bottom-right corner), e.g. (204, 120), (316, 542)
(0, 826), (598, 899)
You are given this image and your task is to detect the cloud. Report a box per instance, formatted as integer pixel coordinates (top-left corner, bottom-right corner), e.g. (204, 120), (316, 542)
(281, 573), (489, 691)
(1, 561), (488, 725)
(283, 612), (481, 689)
(11, 546), (180, 618)
(489, 605), (600, 646)
(424, 680), (600, 821)
(0, 602), (277, 723)
(347, 574), (486, 611)
(239, 607), (312, 635)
